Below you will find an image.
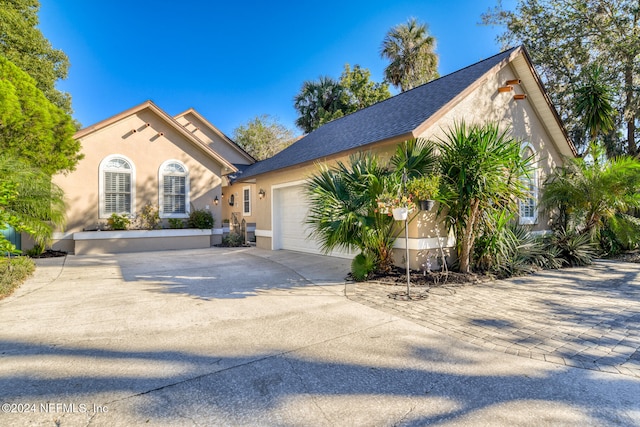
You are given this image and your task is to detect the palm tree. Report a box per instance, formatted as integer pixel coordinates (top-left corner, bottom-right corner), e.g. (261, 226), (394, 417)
(294, 76), (346, 133)
(574, 65), (616, 152)
(380, 17), (439, 92)
(305, 139), (439, 275)
(0, 155), (65, 253)
(436, 122), (529, 273)
(305, 152), (396, 272)
(541, 145), (640, 246)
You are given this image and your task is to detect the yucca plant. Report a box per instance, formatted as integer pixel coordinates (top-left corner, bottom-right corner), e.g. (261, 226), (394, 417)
(543, 228), (597, 267)
(435, 121), (530, 273)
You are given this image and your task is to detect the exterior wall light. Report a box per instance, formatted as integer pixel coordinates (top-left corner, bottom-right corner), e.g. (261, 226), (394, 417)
(258, 189), (266, 199)
(214, 196), (219, 205)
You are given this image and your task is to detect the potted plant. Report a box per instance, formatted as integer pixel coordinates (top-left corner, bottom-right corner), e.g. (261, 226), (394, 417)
(407, 175), (440, 211)
(375, 193), (415, 220)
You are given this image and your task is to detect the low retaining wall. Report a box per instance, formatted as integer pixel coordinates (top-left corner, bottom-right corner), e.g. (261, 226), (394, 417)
(56, 229), (215, 255)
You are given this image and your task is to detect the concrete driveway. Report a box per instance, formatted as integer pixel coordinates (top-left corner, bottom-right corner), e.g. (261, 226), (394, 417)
(0, 247), (639, 426)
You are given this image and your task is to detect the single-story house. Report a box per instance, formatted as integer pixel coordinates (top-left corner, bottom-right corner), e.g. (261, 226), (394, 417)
(40, 101), (256, 255)
(30, 45), (575, 264)
(235, 45), (577, 270)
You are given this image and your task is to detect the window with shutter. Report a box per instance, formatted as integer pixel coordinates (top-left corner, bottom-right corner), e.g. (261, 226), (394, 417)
(243, 187), (251, 216)
(519, 145), (538, 225)
(100, 156), (134, 217)
(159, 161), (189, 218)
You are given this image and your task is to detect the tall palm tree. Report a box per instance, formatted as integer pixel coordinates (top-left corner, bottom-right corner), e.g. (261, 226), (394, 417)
(380, 17), (439, 92)
(294, 76), (345, 133)
(436, 122), (529, 273)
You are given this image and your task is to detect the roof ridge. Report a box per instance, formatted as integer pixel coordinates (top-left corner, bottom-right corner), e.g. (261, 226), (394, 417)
(303, 46), (522, 132)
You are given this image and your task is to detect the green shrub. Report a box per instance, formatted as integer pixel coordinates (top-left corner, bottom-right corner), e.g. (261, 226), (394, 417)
(137, 204), (160, 230)
(222, 232), (244, 247)
(168, 218), (185, 229)
(25, 244), (45, 257)
(543, 228), (596, 267)
(351, 252), (376, 281)
(0, 256), (35, 299)
(107, 213), (130, 230)
(188, 209), (214, 229)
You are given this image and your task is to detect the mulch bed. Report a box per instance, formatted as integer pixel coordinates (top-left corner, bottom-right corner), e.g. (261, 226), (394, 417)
(364, 265), (487, 287)
(28, 249), (67, 258)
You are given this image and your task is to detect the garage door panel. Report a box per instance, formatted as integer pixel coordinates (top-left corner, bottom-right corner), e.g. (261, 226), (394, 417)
(274, 185), (354, 259)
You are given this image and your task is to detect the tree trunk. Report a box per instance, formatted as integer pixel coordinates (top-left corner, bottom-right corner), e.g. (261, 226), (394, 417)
(624, 62), (637, 156)
(458, 199), (480, 274)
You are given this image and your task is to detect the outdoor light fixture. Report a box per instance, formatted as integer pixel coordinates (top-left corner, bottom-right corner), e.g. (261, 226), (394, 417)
(258, 189), (266, 199)
(214, 196), (219, 205)
(221, 192), (224, 199)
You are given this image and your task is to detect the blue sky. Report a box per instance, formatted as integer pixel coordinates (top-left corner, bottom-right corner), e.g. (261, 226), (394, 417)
(38, 0), (515, 137)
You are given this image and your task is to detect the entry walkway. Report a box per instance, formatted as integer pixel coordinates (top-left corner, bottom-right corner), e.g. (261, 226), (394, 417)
(349, 260), (640, 378)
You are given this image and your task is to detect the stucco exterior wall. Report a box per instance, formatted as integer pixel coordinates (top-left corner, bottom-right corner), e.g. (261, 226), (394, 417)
(220, 182), (259, 242)
(53, 109), (224, 234)
(175, 112), (252, 166)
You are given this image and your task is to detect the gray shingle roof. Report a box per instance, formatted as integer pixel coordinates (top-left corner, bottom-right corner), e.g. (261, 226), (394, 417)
(241, 47), (519, 179)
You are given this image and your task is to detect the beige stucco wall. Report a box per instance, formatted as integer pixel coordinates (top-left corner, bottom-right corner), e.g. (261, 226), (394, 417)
(220, 182), (259, 241)
(175, 112), (253, 166)
(53, 108), (225, 235)
(245, 61), (571, 269)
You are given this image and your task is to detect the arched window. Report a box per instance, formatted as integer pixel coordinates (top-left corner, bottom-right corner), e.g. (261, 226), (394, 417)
(159, 160), (189, 218)
(519, 144), (538, 225)
(99, 155), (135, 218)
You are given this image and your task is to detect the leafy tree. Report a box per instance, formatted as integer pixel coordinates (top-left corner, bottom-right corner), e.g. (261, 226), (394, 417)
(0, 0), (71, 112)
(339, 64), (391, 113)
(482, 0), (640, 156)
(293, 65), (391, 133)
(380, 17), (439, 92)
(436, 121), (529, 273)
(294, 76), (346, 133)
(233, 114), (296, 160)
(0, 155), (66, 253)
(0, 55), (81, 175)
(541, 143), (640, 248)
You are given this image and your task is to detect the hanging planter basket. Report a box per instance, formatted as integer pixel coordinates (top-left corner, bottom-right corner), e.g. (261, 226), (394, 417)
(392, 207), (409, 221)
(419, 200), (435, 211)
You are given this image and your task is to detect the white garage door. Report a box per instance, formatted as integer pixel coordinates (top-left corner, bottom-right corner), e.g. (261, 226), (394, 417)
(273, 184), (354, 259)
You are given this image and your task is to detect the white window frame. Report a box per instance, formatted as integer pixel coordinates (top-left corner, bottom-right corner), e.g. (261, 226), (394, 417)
(242, 186), (251, 216)
(159, 160), (190, 219)
(99, 155), (136, 219)
(519, 143), (538, 225)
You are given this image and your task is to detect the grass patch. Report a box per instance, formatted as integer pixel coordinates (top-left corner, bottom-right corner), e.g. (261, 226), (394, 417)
(0, 256), (35, 300)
